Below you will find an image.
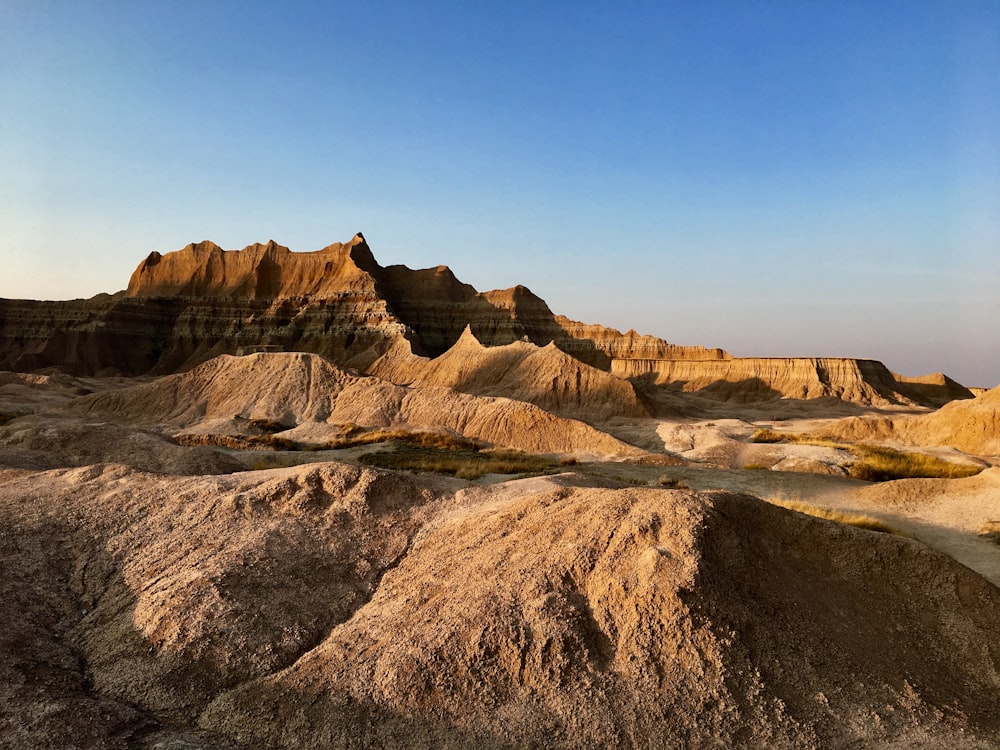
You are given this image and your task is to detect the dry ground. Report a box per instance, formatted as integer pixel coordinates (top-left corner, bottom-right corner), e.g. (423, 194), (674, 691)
(2, 363), (1000, 748)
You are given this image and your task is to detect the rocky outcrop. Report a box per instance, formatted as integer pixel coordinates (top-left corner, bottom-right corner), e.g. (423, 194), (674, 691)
(6, 466), (1000, 748)
(612, 357), (955, 407)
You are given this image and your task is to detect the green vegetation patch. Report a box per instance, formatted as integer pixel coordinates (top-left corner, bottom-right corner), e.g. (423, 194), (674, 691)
(359, 443), (558, 480)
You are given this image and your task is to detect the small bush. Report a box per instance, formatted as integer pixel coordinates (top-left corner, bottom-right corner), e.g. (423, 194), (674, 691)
(768, 498), (902, 535)
(743, 463), (770, 471)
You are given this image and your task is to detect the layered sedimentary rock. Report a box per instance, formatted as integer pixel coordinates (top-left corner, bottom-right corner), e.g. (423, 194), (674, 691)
(612, 356), (972, 407)
(0, 234), (971, 409)
(0, 233), (721, 376)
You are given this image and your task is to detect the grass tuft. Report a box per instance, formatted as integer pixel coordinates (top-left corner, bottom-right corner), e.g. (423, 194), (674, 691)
(656, 475), (689, 489)
(768, 498), (902, 535)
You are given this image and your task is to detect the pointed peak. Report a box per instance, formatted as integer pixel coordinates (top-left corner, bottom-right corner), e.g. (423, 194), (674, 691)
(456, 324), (484, 347)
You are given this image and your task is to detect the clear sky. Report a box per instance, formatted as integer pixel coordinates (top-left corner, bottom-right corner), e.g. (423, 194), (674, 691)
(2, 1), (998, 386)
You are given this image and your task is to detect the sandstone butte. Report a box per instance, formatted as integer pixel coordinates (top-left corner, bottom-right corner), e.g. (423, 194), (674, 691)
(0, 233), (974, 408)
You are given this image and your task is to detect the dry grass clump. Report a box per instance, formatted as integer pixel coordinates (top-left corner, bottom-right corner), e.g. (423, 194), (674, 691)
(847, 446), (982, 482)
(359, 444), (558, 480)
(978, 521), (1000, 545)
(768, 498), (902, 535)
(178, 428), (478, 453)
(749, 430), (982, 482)
(317, 429), (479, 452)
(750, 428), (785, 443)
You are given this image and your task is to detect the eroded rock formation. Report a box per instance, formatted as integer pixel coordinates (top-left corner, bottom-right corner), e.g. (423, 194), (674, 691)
(613, 356), (973, 408)
(0, 233), (972, 408)
(0, 233), (720, 376)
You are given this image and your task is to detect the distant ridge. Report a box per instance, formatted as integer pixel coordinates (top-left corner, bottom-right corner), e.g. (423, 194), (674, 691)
(0, 233), (724, 375)
(0, 233), (972, 408)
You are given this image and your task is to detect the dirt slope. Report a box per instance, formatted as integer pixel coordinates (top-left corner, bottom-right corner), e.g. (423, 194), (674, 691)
(67, 352), (641, 458)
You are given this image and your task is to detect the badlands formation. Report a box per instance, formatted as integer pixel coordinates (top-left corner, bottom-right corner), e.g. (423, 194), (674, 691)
(1, 234), (999, 749)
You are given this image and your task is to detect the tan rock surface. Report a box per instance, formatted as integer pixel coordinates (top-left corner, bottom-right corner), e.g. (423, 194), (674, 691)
(820, 385), (1000, 457)
(370, 326), (649, 421)
(67, 352), (642, 458)
(204, 481), (1000, 748)
(613, 356), (957, 407)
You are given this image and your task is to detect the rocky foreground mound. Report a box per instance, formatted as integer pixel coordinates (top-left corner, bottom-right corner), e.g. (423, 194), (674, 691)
(2, 463), (999, 748)
(820, 385), (1000, 456)
(67, 352), (641, 458)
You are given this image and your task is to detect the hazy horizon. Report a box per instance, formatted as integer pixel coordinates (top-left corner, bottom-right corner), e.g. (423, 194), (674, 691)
(2, 2), (998, 386)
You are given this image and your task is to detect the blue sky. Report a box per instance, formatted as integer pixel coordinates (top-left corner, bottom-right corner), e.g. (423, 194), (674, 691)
(2, 1), (998, 385)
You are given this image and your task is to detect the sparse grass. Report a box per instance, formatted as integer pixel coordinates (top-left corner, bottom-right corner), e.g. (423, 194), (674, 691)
(358, 444), (558, 480)
(978, 521), (1000, 545)
(768, 498), (903, 535)
(847, 446), (982, 482)
(750, 428), (785, 444)
(178, 428), (478, 454)
(308, 429), (480, 452)
(748, 429), (982, 482)
(248, 454), (300, 471)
